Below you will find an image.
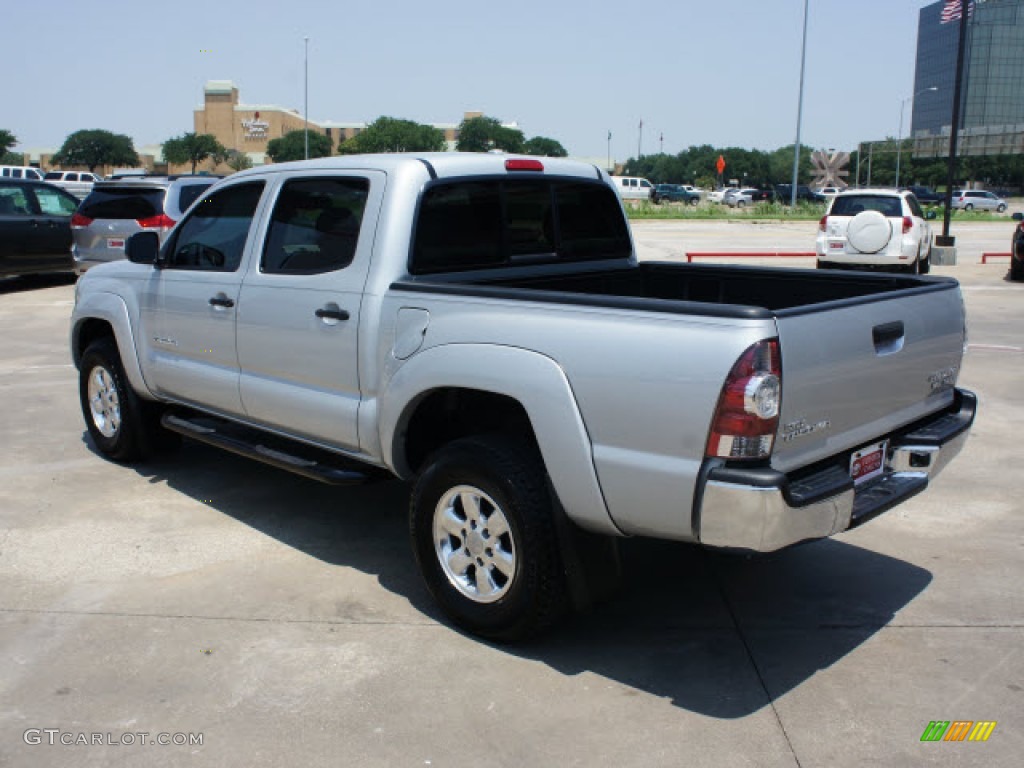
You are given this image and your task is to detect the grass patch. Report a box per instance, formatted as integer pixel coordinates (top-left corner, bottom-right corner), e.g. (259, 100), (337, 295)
(626, 200), (1015, 223)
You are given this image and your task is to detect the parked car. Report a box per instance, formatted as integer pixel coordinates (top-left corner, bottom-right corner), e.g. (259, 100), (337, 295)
(0, 165), (47, 182)
(43, 170), (103, 200)
(71, 175), (218, 274)
(1011, 212), (1024, 282)
(775, 184), (825, 204)
(707, 187), (734, 204)
(816, 188), (936, 273)
(904, 185), (944, 205)
(0, 178), (80, 277)
(608, 175), (654, 201)
(816, 186), (842, 200)
(654, 184), (699, 205)
(950, 189), (1008, 212)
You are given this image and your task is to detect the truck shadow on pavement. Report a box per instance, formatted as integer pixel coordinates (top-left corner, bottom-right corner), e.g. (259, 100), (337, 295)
(120, 438), (932, 720)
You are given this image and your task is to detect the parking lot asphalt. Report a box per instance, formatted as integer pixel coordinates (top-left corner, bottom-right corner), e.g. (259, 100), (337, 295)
(0, 225), (1021, 766)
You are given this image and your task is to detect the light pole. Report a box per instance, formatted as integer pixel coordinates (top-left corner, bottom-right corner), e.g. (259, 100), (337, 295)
(895, 86), (937, 188)
(607, 131), (612, 173)
(304, 36), (310, 160)
(790, 0), (810, 206)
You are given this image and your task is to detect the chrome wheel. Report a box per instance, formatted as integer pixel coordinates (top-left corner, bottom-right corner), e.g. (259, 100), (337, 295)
(87, 365), (121, 438)
(433, 484), (516, 604)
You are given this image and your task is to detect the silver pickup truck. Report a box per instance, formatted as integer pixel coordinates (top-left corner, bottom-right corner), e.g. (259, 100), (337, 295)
(70, 153), (975, 640)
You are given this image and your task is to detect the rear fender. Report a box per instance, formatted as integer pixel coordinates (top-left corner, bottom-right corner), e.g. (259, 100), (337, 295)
(380, 344), (620, 536)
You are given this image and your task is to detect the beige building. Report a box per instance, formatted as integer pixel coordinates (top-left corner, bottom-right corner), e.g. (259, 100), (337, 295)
(193, 81), (508, 167)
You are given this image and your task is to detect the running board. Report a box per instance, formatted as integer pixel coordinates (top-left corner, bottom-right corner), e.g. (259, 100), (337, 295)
(161, 413), (378, 486)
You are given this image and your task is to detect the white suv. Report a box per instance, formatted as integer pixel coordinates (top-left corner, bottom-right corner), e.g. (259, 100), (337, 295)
(816, 189), (935, 273)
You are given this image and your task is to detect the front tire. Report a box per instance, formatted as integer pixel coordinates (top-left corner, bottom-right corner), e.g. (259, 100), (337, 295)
(79, 338), (167, 461)
(410, 435), (566, 641)
(997, 204), (1007, 213)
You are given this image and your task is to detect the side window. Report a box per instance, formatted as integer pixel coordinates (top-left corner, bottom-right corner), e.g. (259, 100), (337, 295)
(65, 173), (79, 182)
(640, 180), (652, 189)
(33, 186), (78, 216)
(0, 187), (32, 215)
(12, 169), (22, 179)
(166, 182), (264, 272)
(906, 196), (925, 219)
(176, 183), (212, 214)
(262, 177), (369, 275)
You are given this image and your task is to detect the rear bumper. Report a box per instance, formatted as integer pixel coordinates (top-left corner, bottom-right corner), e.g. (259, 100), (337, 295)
(695, 389), (976, 552)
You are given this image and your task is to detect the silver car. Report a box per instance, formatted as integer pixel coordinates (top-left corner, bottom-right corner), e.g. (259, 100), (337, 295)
(71, 176), (217, 274)
(950, 189), (1008, 212)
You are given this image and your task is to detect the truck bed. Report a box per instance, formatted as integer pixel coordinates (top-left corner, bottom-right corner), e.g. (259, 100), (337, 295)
(395, 261), (953, 318)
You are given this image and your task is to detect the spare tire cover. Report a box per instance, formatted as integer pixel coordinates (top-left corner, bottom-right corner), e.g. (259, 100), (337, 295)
(846, 210), (892, 253)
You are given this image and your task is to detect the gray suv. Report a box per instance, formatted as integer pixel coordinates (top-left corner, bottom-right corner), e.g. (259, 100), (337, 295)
(71, 175), (218, 274)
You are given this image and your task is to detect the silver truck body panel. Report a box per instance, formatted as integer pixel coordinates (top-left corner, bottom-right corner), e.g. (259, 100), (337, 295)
(70, 153), (972, 550)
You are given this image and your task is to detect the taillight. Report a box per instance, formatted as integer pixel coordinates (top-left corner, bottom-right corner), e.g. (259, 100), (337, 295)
(819, 215), (828, 232)
(70, 212), (92, 228)
(706, 339), (782, 461)
(136, 213), (176, 230)
(902, 216), (913, 234)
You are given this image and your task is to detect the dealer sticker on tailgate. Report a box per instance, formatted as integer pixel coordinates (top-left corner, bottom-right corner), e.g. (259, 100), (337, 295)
(850, 440), (888, 485)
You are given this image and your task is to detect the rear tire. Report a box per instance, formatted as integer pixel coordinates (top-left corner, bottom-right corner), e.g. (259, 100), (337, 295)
(919, 249), (931, 274)
(1010, 257), (1024, 282)
(410, 435), (567, 641)
(964, 203), (974, 211)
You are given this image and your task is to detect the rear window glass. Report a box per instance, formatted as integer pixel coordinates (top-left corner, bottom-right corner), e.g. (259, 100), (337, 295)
(830, 195), (902, 218)
(79, 187), (165, 220)
(411, 179), (630, 274)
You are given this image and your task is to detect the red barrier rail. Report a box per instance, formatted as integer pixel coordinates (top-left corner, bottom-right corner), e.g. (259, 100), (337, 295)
(980, 252), (1011, 264)
(685, 251), (817, 263)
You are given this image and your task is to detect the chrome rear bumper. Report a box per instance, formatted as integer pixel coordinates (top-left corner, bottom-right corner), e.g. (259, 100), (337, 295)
(696, 389), (976, 552)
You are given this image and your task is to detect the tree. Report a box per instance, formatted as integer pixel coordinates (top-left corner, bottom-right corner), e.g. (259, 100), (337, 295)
(522, 136), (568, 157)
(225, 150), (253, 172)
(163, 132), (227, 174)
(265, 130), (332, 162)
(456, 116), (525, 153)
(338, 116), (446, 154)
(51, 129), (139, 172)
(0, 129), (17, 157)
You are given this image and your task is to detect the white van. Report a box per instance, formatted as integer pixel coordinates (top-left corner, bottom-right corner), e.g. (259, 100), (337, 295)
(609, 175), (654, 201)
(43, 170), (103, 200)
(0, 165), (46, 181)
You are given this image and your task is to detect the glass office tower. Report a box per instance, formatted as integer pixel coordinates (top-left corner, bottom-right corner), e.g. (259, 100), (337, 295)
(912, 0), (1024, 148)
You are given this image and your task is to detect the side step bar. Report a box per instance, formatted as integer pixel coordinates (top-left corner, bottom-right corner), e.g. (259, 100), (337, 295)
(161, 413), (378, 486)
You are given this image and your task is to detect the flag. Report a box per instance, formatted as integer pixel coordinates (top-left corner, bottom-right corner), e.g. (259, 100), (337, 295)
(940, 0), (974, 23)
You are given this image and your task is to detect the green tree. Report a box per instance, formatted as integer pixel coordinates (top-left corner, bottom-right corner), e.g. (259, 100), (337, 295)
(51, 129), (139, 172)
(456, 116), (524, 153)
(162, 132), (227, 174)
(522, 136), (568, 157)
(265, 130), (332, 162)
(338, 116), (446, 154)
(0, 129), (17, 157)
(225, 150), (253, 172)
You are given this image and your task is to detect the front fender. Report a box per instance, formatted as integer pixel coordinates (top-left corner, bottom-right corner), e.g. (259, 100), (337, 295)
(71, 291), (154, 400)
(379, 343), (621, 537)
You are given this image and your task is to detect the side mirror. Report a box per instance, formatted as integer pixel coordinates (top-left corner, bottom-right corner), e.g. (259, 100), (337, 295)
(926, 210), (937, 220)
(1013, 212), (1023, 222)
(126, 231), (161, 266)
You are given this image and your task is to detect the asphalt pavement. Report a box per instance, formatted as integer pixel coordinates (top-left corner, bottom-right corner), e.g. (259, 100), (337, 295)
(0, 226), (1020, 767)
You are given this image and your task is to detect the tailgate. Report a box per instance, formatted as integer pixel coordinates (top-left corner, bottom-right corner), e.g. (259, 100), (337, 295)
(772, 282), (965, 473)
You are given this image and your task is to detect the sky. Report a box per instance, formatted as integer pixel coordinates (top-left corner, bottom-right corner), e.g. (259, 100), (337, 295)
(5, 0), (938, 163)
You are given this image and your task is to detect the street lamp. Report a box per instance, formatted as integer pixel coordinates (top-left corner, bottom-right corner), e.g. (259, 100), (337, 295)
(895, 86), (937, 188)
(304, 36), (310, 160)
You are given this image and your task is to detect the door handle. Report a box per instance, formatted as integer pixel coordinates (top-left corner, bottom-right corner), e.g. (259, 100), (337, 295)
(209, 296), (235, 308)
(315, 307), (349, 321)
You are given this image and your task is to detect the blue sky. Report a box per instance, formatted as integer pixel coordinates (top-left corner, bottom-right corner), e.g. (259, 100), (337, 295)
(7, 0), (937, 161)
